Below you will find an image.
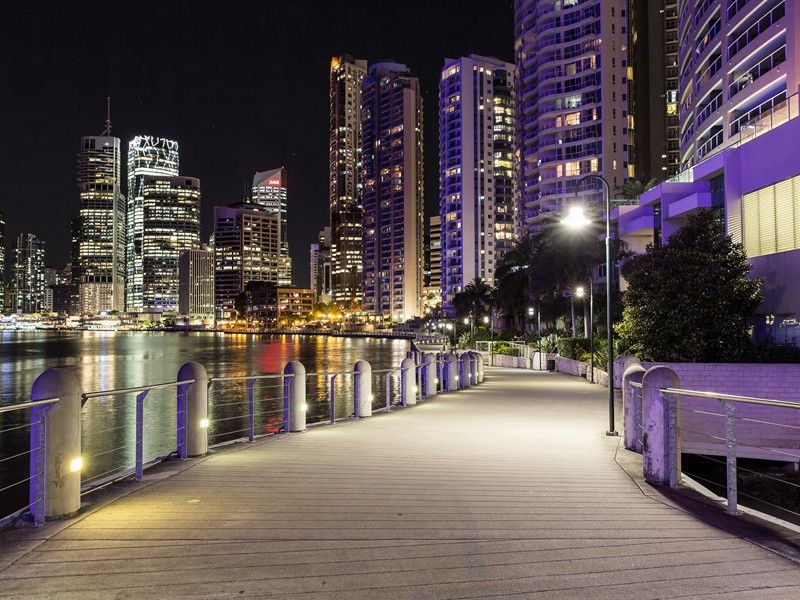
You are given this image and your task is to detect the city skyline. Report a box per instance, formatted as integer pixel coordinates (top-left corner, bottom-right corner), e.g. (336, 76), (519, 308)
(0, 1), (513, 289)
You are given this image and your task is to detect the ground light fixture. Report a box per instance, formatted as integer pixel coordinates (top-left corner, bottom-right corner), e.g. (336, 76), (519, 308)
(561, 174), (617, 436)
(69, 456), (84, 473)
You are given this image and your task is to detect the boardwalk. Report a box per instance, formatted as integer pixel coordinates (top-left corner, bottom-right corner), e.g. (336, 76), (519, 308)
(1, 368), (799, 599)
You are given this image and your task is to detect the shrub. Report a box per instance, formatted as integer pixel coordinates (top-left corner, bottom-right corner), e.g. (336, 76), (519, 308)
(557, 337), (588, 360)
(491, 342), (519, 357)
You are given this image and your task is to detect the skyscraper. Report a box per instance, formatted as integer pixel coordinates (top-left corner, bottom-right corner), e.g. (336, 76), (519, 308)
(73, 132), (125, 314)
(10, 233), (46, 313)
(179, 248), (215, 322)
(213, 203), (281, 317)
(329, 54), (368, 309)
(252, 168), (291, 285)
(677, 0), (798, 169)
(423, 215), (442, 312)
(439, 55), (516, 314)
(361, 62), (424, 320)
(310, 227), (332, 304)
(514, 0), (632, 233)
(630, 1), (680, 179)
(134, 176), (201, 312)
(126, 135), (180, 309)
(0, 211), (5, 310)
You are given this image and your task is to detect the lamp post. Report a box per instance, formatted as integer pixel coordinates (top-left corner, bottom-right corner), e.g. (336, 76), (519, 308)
(561, 174), (617, 436)
(527, 306), (540, 370)
(483, 315), (493, 366)
(575, 281), (593, 384)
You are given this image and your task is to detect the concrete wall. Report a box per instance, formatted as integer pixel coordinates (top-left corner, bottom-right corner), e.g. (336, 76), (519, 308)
(555, 356), (588, 378)
(639, 361), (800, 460)
(492, 354), (529, 369)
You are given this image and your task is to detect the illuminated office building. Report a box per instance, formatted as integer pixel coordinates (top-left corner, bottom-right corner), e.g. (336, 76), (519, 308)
(439, 55), (515, 314)
(329, 54), (368, 309)
(73, 134), (125, 314)
(252, 168), (291, 285)
(126, 135), (180, 309)
(310, 227), (332, 304)
(514, 0), (631, 232)
(361, 62), (424, 320)
(133, 176), (201, 312)
(213, 202), (281, 317)
(179, 248), (215, 322)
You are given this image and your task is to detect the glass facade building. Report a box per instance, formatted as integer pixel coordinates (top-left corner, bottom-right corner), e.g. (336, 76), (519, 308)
(439, 55), (515, 314)
(126, 136), (180, 310)
(10, 233), (46, 313)
(329, 55), (368, 309)
(74, 135), (125, 314)
(252, 168), (291, 286)
(361, 62), (424, 320)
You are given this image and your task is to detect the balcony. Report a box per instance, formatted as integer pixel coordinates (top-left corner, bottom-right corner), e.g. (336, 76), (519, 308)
(728, 45), (786, 98)
(728, 2), (785, 60)
(696, 90), (722, 128)
(697, 128), (723, 159)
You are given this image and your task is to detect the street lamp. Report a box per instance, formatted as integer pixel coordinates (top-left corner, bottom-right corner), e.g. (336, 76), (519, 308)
(575, 282), (593, 384)
(561, 174), (617, 436)
(483, 315), (493, 366)
(528, 306), (541, 370)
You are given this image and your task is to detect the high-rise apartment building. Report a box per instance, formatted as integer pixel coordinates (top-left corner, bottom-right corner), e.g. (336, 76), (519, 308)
(361, 62), (424, 320)
(133, 176), (201, 312)
(0, 211), (5, 310)
(10, 233), (46, 313)
(73, 134), (125, 314)
(678, 0), (799, 169)
(423, 215), (443, 312)
(439, 55), (515, 313)
(179, 248), (215, 322)
(310, 227), (332, 304)
(252, 168), (291, 285)
(630, 1), (680, 178)
(514, 0), (631, 232)
(126, 136), (180, 309)
(213, 203), (281, 317)
(329, 55), (368, 309)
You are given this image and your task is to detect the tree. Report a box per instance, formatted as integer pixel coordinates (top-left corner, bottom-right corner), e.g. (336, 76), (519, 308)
(617, 211), (763, 362)
(616, 176), (659, 200)
(453, 277), (493, 320)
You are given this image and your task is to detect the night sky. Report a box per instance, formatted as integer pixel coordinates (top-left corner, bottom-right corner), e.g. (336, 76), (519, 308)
(1, 1), (513, 287)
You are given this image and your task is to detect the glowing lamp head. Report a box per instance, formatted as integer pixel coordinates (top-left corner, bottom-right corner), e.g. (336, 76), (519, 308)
(561, 205), (592, 229)
(69, 457), (84, 473)
(575, 286), (585, 298)
(483, 316), (489, 324)
(463, 318), (469, 325)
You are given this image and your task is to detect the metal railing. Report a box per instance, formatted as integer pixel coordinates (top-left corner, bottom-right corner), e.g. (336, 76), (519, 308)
(728, 45), (786, 99)
(80, 380), (195, 490)
(0, 398), (60, 528)
(727, 2), (785, 60)
(632, 380), (800, 520)
(207, 374), (292, 444)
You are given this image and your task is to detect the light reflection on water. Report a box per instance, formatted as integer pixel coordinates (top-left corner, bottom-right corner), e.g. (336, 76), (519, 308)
(0, 331), (409, 516)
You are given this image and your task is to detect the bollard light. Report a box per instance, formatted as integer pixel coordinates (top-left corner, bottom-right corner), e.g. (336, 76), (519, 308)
(301, 403), (308, 412)
(69, 456), (84, 473)
(199, 418), (210, 429)
(413, 386), (418, 393)
(369, 393), (375, 401)
(434, 378), (439, 384)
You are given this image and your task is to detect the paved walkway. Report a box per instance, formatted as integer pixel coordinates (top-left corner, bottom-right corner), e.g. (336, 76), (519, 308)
(1, 368), (799, 599)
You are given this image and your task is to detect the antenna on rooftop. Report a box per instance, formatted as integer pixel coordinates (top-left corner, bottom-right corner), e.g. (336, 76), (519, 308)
(102, 97), (112, 135)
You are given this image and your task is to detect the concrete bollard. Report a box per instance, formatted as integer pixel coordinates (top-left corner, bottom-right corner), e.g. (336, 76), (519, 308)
(642, 366), (681, 487)
(468, 352), (478, 385)
(422, 353), (436, 397)
(283, 361), (307, 432)
(30, 368), (82, 520)
(622, 363), (646, 452)
(474, 351), (484, 383)
(401, 357), (416, 405)
(178, 362), (209, 458)
(354, 360), (373, 418)
(444, 352), (458, 391)
(458, 352), (471, 388)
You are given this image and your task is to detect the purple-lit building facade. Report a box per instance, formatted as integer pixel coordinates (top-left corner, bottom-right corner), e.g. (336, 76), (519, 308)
(361, 62), (424, 320)
(439, 55), (515, 315)
(514, 0), (632, 234)
(612, 105), (800, 343)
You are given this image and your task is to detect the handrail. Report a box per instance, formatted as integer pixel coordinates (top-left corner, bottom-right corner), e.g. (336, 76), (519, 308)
(660, 387), (800, 409)
(209, 374), (293, 383)
(0, 397), (59, 415)
(82, 380), (196, 400)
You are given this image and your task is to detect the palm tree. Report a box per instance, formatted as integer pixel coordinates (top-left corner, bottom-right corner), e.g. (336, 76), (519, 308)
(453, 277), (493, 321)
(615, 176), (659, 200)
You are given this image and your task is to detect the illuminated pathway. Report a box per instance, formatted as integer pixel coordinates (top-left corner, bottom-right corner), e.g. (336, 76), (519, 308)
(1, 367), (799, 598)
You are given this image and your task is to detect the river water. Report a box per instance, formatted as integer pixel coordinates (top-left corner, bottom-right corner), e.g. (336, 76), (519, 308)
(0, 331), (410, 519)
